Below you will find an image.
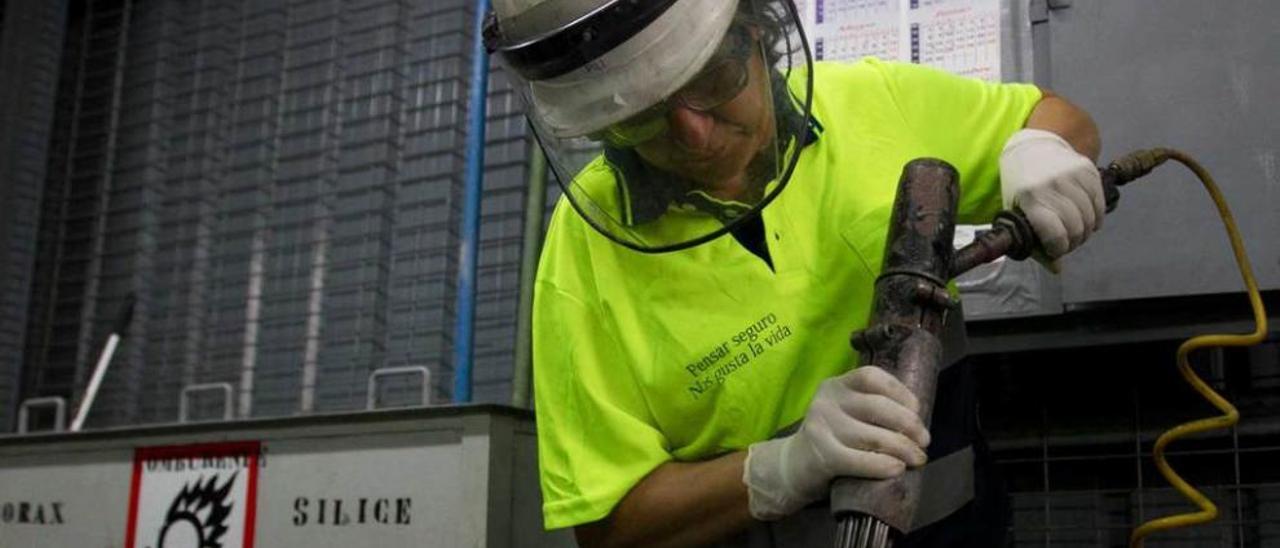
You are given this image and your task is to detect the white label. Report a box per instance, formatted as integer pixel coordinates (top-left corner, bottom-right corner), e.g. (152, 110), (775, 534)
(127, 441), (261, 548)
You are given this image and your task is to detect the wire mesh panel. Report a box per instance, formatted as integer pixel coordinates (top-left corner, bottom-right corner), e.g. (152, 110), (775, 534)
(112, 0), (176, 425)
(0, 0), (70, 430)
(982, 340), (1280, 547)
(470, 45), (529, 404)
(384, 0), (469, 405)
(23, 0), (136, 429)
(18, 0), (530, 428)
(204, 0), (288, 421)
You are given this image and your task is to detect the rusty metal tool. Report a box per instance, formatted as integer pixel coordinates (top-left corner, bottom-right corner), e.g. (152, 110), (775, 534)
(830, 152), (1163, 548)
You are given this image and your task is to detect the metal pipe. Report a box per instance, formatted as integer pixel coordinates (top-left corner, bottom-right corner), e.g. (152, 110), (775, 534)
(511, 144), (547, 409)
(70, 294), (134, 431)
(833, 160), (958, 537)
(452, 0), (492, 403)
(70, 334), (118, 432)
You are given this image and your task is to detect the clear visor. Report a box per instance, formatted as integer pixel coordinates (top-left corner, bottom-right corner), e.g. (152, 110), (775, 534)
(506, 0), (813, 252)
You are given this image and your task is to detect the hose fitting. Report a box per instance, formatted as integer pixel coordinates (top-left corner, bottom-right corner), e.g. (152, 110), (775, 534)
(1108, 148), (1175, 186)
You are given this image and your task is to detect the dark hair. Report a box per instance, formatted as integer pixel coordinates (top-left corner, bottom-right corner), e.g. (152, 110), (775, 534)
(736, 0), (803, 65)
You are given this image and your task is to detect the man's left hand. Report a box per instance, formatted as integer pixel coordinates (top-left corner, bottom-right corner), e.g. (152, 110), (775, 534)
(999, 128), (1105, 260)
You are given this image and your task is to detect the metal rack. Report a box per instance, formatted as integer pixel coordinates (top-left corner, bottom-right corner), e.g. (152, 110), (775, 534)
(14, 0), (534, 427)
(981, 339), (1280, 546)
(0, 0), (70, 431)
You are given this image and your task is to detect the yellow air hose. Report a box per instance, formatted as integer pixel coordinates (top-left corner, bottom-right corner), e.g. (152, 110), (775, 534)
(1128, 150), (1269, 547)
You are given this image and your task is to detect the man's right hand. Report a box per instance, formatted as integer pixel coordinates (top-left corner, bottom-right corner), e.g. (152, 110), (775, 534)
(742, 366), (931, 521)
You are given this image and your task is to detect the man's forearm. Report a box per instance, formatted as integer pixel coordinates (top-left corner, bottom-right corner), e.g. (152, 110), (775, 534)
(575, 451), (755, 548)
(1025, 89), (1101, 161)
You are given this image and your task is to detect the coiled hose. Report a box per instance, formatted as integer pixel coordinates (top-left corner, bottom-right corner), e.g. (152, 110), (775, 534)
(1128, 150), (1269, 547)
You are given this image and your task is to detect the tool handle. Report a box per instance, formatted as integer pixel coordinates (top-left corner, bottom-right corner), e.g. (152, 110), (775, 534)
(950, 166), (1125, 277)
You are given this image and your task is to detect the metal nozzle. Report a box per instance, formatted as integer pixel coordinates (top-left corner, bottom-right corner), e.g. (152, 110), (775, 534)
(835, 513), (896, 548)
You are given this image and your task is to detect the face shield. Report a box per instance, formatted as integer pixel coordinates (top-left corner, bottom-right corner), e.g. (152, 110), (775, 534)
(486, 0), (814, 252)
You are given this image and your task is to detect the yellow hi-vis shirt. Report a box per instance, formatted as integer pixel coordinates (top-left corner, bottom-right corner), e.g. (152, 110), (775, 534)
(532, 58), (1043, 529)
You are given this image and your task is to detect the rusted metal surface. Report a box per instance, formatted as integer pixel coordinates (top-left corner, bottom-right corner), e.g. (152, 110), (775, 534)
(828, 158), (1132, 547)
(830, 158), (960, 539)
(950, 167), (1122, 278)
(949, 211), (1035, 277)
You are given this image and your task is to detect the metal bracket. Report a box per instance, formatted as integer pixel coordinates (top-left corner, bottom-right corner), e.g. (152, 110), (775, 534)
(17, 397), (67, 434)
(179, 383), (234, 423)
(367, 366), (432, 410)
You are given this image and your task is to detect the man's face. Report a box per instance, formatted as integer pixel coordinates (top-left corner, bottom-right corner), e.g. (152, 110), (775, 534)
(630, 32), (777, 200)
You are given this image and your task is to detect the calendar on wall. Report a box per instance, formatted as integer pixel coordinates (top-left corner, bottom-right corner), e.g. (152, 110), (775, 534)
(797, 0), (1001, 81)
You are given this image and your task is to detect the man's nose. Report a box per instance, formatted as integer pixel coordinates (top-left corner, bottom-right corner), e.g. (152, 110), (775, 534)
(666, 105), (715, 151)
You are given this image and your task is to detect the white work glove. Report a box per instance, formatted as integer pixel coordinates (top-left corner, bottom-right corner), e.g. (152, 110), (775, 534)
(999, 128), (1105, 262)
(743, 366), (931, 521)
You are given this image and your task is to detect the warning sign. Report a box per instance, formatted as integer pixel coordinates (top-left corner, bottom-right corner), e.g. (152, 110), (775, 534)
(125, 441), (261, 548)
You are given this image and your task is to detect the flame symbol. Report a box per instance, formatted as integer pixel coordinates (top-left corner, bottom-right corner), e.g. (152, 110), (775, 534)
(156, 472), (237, 548)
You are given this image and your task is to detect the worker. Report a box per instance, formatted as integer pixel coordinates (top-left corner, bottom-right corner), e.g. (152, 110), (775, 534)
(485, 0), (1102, 546)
